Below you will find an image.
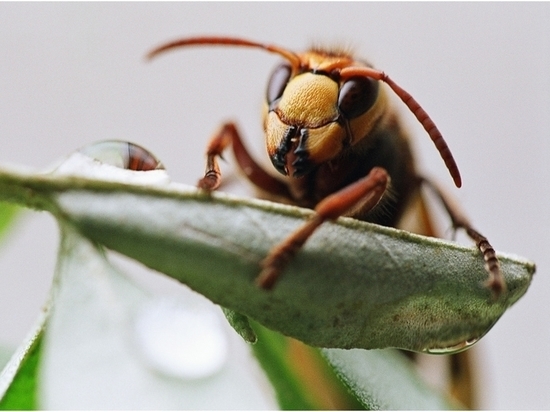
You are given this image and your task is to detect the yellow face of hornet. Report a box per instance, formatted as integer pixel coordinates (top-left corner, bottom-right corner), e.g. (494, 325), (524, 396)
(263, 51), (389, 178)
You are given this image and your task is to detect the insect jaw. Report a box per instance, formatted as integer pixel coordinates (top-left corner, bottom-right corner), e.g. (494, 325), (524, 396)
(269, 125), (313, 178)
(265, 103), (352, 179)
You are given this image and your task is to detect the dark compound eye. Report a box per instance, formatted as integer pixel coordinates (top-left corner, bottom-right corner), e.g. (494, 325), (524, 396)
(266, 63), (292, 105)
(338, 76), (379, 119)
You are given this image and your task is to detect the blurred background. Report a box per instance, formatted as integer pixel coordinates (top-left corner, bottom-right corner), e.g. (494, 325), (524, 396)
(0, 3), (548, 409)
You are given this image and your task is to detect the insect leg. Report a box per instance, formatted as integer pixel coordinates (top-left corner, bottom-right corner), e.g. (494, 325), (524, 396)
(198, 122), (291, 197)
(256, 167), (389, 289)
(197, 124), (233, 191)
(419, 177), (505, 297)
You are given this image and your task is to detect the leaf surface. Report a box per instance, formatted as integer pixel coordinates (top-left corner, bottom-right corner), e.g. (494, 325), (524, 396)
(0, 166), (536, 352)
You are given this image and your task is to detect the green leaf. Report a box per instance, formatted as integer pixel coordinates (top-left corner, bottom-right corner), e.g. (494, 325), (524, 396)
(0, 202), (20, 244)
(221, 308), (257, 344)
(250, 321), (364, 410)
(249, 322), (319, 410)
(0, 166), (535, 353)
(38, 224), (274, 409)
(0, 315), (46, 410)
(0, 335), (42, 410)
(321, 348), (456, 409)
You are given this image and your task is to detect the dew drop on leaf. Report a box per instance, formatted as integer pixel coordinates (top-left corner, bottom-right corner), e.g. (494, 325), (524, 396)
(133, 298), (229, 380)
(79, 140), (165, 171)
(51, 140), (169, 184)
(422, 336), (480, 355)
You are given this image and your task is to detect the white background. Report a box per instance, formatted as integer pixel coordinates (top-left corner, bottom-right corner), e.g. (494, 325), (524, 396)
(0, 3), (548, 409)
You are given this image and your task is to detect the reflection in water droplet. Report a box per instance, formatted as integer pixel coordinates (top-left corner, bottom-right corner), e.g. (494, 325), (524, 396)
(133, 298), (228, 380)
(51, 140), (169, 184)
(79, 140), (165, 171)
(422, 318), (500, 355)
(423, 337), (480, 355)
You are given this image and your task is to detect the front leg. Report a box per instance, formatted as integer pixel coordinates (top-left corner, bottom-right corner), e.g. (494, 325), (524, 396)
(257, 167), (390, 289)
(198, 122), (290, 198)
(420, 177), (505, 297)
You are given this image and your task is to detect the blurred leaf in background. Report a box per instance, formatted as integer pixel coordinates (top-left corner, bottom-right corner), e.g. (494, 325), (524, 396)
(0, 202), (20, 245)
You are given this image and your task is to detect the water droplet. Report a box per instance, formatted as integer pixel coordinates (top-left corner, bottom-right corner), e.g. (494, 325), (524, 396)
(52, 140), (169, 184)
(421, 318), (500, 355)
(133, 298), (228, 380)
(423, 337), (480, 355)
(79, 140), (165, 171)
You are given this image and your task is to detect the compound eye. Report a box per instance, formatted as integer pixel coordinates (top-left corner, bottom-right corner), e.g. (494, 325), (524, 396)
(338, 76), (379, 119)
(266, 63), (292, 105)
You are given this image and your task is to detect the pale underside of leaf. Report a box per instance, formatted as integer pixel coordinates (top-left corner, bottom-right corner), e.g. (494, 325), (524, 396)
(39, 225), (276, 409)
(321, 348), (457, 409)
